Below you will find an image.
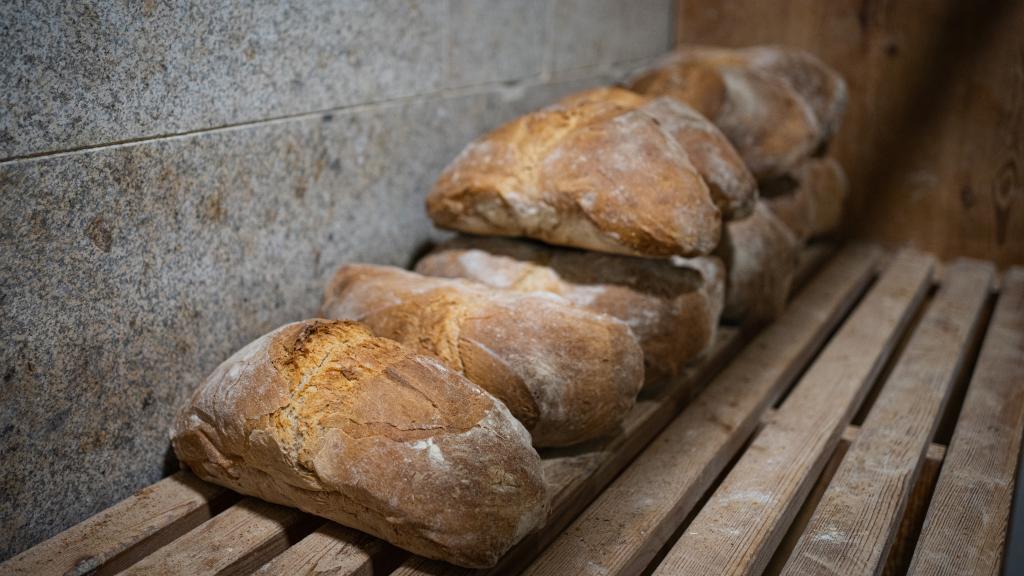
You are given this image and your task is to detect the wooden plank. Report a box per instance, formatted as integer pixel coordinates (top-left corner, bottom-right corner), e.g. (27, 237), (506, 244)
(908, 267), (1024, 576)
(386, 245), (847, 576)
(0, 471), (236, 576)
(651, 249), (934, 576)
(781, 259), (994, 576)
(119, 498), (319, 576)
(520, 244), (880, 576)
(254, 523), (389, 576)
(881, 444), (946, 576)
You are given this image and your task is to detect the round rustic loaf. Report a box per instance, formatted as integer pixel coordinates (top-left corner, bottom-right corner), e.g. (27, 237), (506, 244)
(629, 45), (847, 180)
(414, 236), (725, 383)
(718, 201), (801, 323)
(322, 264), (645, 447)
(763, 156), (848, 241)
(171, 319), (549, 568)
(426, 88), (723, 258)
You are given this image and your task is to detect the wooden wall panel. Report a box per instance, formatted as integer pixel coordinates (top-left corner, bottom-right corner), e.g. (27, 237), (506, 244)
(675, 0), (1024, 267)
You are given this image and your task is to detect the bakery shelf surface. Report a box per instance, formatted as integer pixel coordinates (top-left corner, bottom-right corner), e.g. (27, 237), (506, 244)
(3, 243), (1022, 576)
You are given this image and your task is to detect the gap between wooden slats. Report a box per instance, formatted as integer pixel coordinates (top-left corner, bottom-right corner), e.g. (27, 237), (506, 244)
(908, 267), (1024, 576)
(518, 245), (880, 576)
(779, 260), (994, 576)
(0, 471), (238, 576)
(650, 249), (935, 576)
(763, 426), (948, 576)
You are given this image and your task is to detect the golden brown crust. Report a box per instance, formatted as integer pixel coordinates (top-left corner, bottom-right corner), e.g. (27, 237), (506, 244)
(414, 236), (725, 383)
(629, 45), (847, 180)
(717, 201), (801, 323)
(172, 320), (549, 568)
(763, 157), (848, 241)
(426, 89), (724, 257)
(321, 265), (645, 447)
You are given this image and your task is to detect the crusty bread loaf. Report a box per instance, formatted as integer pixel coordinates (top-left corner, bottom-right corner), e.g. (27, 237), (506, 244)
(717, 201), (800, 323)
(629, 45), (847, 180)
(763, 157), (848, 241)
(426, 88), (727, 257)
(171, 320), (548, 568)
(322, 264), (644, 447)
(557, 87), (756, 219)
(414, 236), (724, 383)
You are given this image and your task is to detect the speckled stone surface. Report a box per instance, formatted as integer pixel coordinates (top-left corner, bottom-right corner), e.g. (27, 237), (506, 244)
(551, 0), (673, 73)
(0, 0), (448, 158)
(0, 0), (672, 560)
(448, 0), (548, 87)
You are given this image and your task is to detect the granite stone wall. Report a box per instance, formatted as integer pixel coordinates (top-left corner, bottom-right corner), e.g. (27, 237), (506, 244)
(0, 0), (673, 558)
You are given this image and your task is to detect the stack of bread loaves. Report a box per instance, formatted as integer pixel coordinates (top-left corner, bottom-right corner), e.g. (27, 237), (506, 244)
(170, 45), (847, 568)
(631, 45), (849, 321)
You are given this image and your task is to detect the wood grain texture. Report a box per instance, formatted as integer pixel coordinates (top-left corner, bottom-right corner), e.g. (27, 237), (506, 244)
(908, 267), (1024, 576)
(651, 249), (934, 576)
(254, 523), (388, 576)
(782, 259), (994, 576)
(521, 245), (879, 576)
(881, 443), (946, 576)
(119, 498), (318, 576)
(675, 0), (1024, 267)
(0, 471), (236, 576)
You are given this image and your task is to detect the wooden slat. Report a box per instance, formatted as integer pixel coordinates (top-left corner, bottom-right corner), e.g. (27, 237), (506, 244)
(120, 498), (319, 576)
(652, 249), (934, 576)
(782, 259), (994, 576)
(255, 523), (389, 576)
(521, 245), (880, 576)
(908, 267), (1024, 576)
(387, 244), (841, 576)
(764, 430), (948, 576)
(0, 471), (236, 576)
(881, 443), (946, 576)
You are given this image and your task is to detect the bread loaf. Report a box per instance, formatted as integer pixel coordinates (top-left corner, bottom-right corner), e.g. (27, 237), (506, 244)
(426, 88), (725, 257)
(558, 87), (756, 219)
(414, 236), (724, 383)
(717, 201), (800, 323)
(171, 320), (548, 568)
(629, 45), (847, 180)
(322, 264), (645, 447)
(763, 157), (848, 241)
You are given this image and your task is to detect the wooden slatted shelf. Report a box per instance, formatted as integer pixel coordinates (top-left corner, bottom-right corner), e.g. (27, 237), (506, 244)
(3, 245), (1022, 576)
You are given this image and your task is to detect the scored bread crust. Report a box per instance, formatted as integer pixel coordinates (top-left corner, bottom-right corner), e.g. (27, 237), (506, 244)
(426, 88), (722, 258)
(322, 264), (645, 447)
(718, 201), (801, 323)
(763, 156), (848, 241)
(629, 45), (847, 180)
(556, 87), (756, 219)
(171, 320), (549, 568)
(414, 236), (725, 384)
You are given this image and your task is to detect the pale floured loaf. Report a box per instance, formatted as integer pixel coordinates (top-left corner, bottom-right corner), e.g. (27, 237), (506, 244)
(414, 236), (725, 383)
(426, 88), (725, 257)
(629, 45), (847, 180)
(763, 156), (848, 241)
(718, 201), (801, 323)
(171, 319), (548, 568)
(322, 264), (645, 447)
